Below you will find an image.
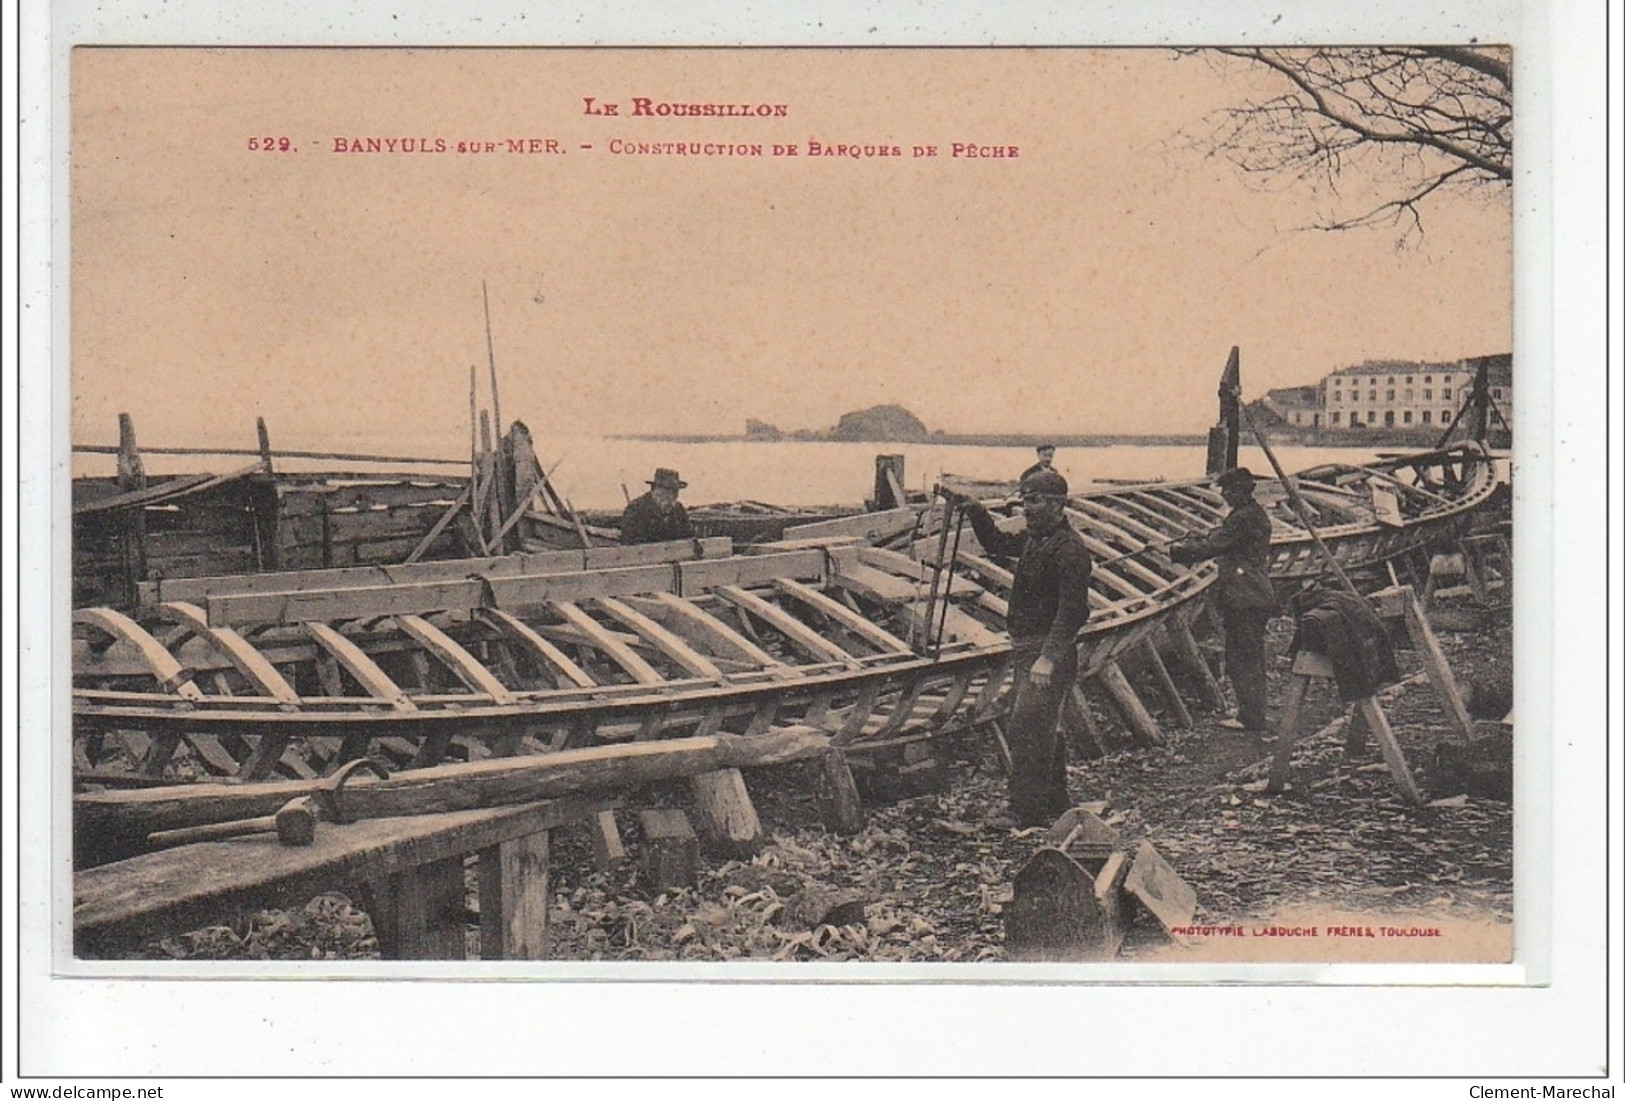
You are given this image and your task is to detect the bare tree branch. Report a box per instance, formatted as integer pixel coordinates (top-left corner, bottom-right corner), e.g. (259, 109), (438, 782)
(1181, 46), (1512, 238)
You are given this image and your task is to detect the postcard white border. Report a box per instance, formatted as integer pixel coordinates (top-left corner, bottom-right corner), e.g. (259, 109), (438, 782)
(8, 0), (1618, 1084)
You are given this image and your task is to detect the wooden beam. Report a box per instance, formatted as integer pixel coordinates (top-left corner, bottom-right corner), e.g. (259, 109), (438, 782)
(687, 768), (764, 858)
(478, 829), (551, 960)
(1399, 586), (1476, 742)
(473, 609), (598, 690)
(773, 577), (914, 655)
(72, 609), (205, 701)
(1358, 698), (1426, 805)
(782, 506), (918, 544)
(1138, 639), (1193, 729)
(677, 550), (826, 595)
(153, 602), (300, 706)
(1266, 674), (1315, 793)
(1096, 659), (1164, 747)
(549, 601), (664, 685)
(302, 622), (417, 712)
(714, 585), (857, 666)
(1165, 615), (1224, 709)
(393, 614), (517, 705)
(597, 597), (725, 681)
(627, 592), (786, 670)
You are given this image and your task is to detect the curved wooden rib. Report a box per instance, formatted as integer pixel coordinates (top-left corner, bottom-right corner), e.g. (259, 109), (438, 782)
(474, 609), (598, 690)
(715, 585), (858, 666)
(773, 578), (913, 655)
(1129, 489), (1221, 530)
(956, 551), (1014, 590)
(303, 622), (416, 711)
(596, 597), (724, 681)
(73, 608), (205, 701)
(629, 592), (788, 672)
(393, 614), (516, 705)
(154, 602), (300, 706)
(549, 601), (664, 685)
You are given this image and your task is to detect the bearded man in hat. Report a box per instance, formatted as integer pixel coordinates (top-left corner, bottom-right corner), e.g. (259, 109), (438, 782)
(1170, 467), (1278, 732)
(620, 468), (694, 545)
(948, 468), (1092, 827)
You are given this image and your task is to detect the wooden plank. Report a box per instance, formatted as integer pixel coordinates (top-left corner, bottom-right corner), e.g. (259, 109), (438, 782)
(489, 564), (680, 609)
(901, 602), (1005, 650)
(678, 550), (826, 595)
(1166, 615), (1224, 709)
(830, 560), (922, 605)
(209, 578), (488, 628)
(392, 614), (516, 705)
(478, 829), (551, 960)
(75, 797), (607, 950)
(549, 602), (664, 685)
(303, 622), (417, 712)
(773, 578), (914, 655)
(1266, 674), (1315, 793)
(72, 608), (205, 701)
(582, 537), (731, 568)
(955, 551), (1014, 590)
(714, 585), (857, 666)
(782, 506), (918, 544)
(474, 609), (597, 689)
(1123, 839), (1197, 938)
(1139, 639), (1193, 729)
(597, 597), (725, 680)
(154, 602), (301, 706)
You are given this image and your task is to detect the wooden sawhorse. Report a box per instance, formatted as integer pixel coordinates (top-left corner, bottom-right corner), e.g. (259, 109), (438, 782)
(74, 795), (609, 960)
(1266, 650), (1424, 804)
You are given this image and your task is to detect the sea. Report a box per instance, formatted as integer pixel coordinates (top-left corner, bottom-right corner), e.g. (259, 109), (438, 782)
(79, 428), (1394, 513)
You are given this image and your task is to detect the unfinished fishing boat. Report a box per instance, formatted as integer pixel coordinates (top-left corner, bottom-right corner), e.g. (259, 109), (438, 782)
(71, 478), (1223, 850)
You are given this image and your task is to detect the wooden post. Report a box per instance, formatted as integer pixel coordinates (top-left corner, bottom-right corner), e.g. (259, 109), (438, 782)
(1138, 639), (1193, 729)
(638, 809), (699, 891)
(1064, 683), (1107, 757)
(587, 809), (627, 871)
(478, 829), (550, 960)
(687, 768), (764, 858)
(1266, 672), (1315, 793)
(391, 855), (468, 960)
(1398, 585), (1475, 742)
(1166, 616), (1224, 709)
(1097, 659), (1165, 747)
(115, 413), (148, 605)
(817, 749), (866, 834)
(1357, 698), (1425, 805)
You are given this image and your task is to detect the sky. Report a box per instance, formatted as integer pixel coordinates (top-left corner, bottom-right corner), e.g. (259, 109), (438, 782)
(70, 47), (1514, 451)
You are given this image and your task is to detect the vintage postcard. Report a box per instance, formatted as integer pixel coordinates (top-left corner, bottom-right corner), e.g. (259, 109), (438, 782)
(63, 43), (1518, 967)
(25, 19), (1612, 1079)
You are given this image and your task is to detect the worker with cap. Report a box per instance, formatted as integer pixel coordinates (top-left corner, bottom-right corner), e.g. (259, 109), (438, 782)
(619, 467), (694, 545)
(1020, 443), (1058, 483)
(946, 467), (1092, 827)
(1170, 466), (1278, 731)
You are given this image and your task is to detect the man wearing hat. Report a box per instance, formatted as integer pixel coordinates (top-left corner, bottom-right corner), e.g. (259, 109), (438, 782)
(948, 468), (1092, 827)
(1020, 444), (1058, 483)
(619, 468), (694, 545)
(1170, 467), (1278, 732)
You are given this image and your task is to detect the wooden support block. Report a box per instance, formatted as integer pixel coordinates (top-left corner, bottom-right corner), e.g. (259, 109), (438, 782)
(1400, 586), (1475, 743)
(1266, 674), (1315, 793)
(390, 854), (468, 960)
(478, 829), (550, 960)
(687, 768), (764, 858)
(588, 809), (627, 871)
(1045, 807), (1122, 862)
(1097, 659), (1165, 747)
(817, 750), (866, 834)
(1356, 697), (1426, 805)
(638, 808), (699, 891)
(1124, 839), (1197, 940)
(1004, 843), (1133, 961)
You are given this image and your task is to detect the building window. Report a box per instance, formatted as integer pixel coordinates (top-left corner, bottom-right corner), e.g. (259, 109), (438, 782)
(1442, 388), (1452, 400)
(1384, 411), (1395, 426)
(1333, 390), (1341, 402)
(1348, 412), (1360, 426)
(1424, 375), (1433, 383)
(1386, 389), (1395, 401)
(1492, 412), (1504, 426)
(1387, 376), (1395, 385)
(1369, 390), (1377, 401)
(1492, 388), (1504, 399)
(1422, 411), (1432, 423)
(1403, 411), (1413, 424)
(1405, 376), (1414, 384)
(1423, 388), (1432, 400)
(1441, 410), (1452, 424)
(1331, 411), (1341, 424)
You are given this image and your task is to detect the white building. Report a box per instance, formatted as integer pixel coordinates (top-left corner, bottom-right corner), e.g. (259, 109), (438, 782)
(1319, 354), (1510, 432)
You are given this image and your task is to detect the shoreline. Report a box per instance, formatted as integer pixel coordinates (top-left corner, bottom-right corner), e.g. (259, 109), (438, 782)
(609, 431), (1463, 449)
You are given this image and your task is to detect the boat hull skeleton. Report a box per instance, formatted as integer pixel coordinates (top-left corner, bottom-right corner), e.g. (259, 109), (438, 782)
(73, 492), (1219, 787)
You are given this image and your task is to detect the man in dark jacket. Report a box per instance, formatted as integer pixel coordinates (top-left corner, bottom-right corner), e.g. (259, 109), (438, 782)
(950, 468), (1092, 826)
(1170, 466), (1277, 731)
(619, 468), (693, 545)
(1020, 444), (1057, 482)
